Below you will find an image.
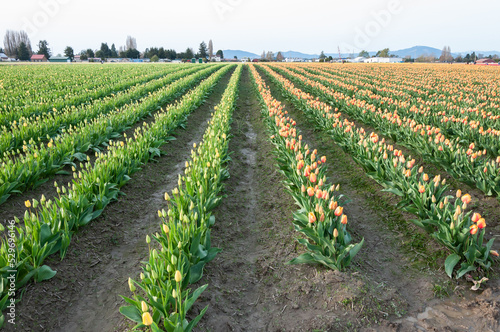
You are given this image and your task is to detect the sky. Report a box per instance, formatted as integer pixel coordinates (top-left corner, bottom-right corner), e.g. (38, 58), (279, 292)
(1, 0), (499, 56)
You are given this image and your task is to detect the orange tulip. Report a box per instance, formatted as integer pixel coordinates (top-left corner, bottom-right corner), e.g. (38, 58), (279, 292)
(418, 184), (425, 193)
(470, 224), (478, 235)
(477, 218), (486, 229)
(308, 212), (316, 223)
(334, 206), (343, 217)
(340, 214), (348, 225)
(307, 187), (315, 197)
(329, 200), (338, 210)
(461, 194), (471, 205)
(471, 212), (481, 223)
(309, 173), (317, 183)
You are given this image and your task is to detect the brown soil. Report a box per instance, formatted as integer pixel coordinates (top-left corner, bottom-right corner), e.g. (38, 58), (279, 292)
(4, 65), (500, 332)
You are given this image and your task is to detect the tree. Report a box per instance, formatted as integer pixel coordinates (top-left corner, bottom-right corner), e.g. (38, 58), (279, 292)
(126, 48), (140, 59)
(166, 49), (177, 60)
(64, 46), (74, 61)
(4, 30), (32, 58)
(198, 41), (208, 59)
(185, 47), (194, 59)
(126, 36), (137, 50)
(439, 46), (453, 62)
(86, 48), (95, 58)
(319, 51), (326, 60)
(37, 40), (51, 58)
(276, 51), (284, 62)
(261, 50), (266, 59)
(216, 50), (224, 59)
(17, 42), (30, 61)
(208, 40), (213, 60)
(99, 43), (111, 58)
(358, 50), (369, 58)
(150, 55), (159, 62)
(110, 44), (118, 58)
(471, 52), (477, 63)
(266, 51), (274, 61)
(376, 48), (390, 57)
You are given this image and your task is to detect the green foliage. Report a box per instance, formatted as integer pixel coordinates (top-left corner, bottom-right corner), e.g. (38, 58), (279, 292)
(150, 55), (159, 62)
(358, 50), (369, 58)
(64, 46), (74, 61)
(17, 42), (30, 61)
(37, 40), (51, 58)
(376, 48), (390, 57)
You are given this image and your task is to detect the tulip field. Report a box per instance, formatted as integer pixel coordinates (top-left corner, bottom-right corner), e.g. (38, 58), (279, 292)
(1, 62), (500, 331)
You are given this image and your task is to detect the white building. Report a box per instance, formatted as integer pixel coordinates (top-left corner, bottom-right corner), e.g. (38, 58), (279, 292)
(347, 57), (367, 63)
(364, 57), (403, 63)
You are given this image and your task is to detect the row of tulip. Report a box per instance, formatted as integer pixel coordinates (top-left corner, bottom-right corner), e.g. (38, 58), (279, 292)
(301, 65), (500, 155)
(0, 64), (235, 328)
(0, 64), (180, 128)
(0, 65), (223, 206)
(249, 64), (364, 271)
(313, 64), (500, 124)
(257, 64), (496, 279)
(120, 65), (241, 331)
(270, 65), (500, 199)
(0, 65), (204, 154)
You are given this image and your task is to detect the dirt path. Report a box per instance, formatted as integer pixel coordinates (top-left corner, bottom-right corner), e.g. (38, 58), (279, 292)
(7, 68), (234, 332)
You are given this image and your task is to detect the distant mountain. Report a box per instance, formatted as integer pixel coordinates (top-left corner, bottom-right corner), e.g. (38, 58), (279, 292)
(222, 49), (259, 59)
(223, 47), (500, 60)
(389, 46), (441, 58)
(282, 51), (319, 59)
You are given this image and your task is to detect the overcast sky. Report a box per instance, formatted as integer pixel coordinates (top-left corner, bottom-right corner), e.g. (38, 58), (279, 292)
(1, 0), (499, 56)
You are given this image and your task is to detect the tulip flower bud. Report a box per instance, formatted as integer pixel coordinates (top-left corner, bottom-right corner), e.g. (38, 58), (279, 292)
(146, 235), (151, 244)
(25, 200), (31, 208)
(163, 224), (169, 234)
(172, 289), (177, 299)
(129, 278), (136, 292)
(142, 312), (153, 326)
(164, 192), (170, 201)
(333, 228), (339, 238)
(158, 210), (162, 218)
(175, 270), (182, 283)
(444, 197), (449, 205)
(456, 189), (462, 198)
(450, 222), (455, 230)
(431, 195), (436, 203)
(140, 273), (145, 280)
(141, 301), (148, 313)
(439, 202), (444, 209)
(178, 241), (182, 249)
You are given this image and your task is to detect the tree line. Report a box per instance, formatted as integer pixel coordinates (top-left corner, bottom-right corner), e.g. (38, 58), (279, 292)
(2, 30), (224, 62)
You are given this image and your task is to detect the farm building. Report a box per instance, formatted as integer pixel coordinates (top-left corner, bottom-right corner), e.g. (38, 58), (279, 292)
(49, 56), (71, 63)
(364, 57), (403, 63)
(31, 54), (47, 62)
(0, 52), (10, 61)
(348, 57), (367, 63)
(476, 58), (496, 64)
